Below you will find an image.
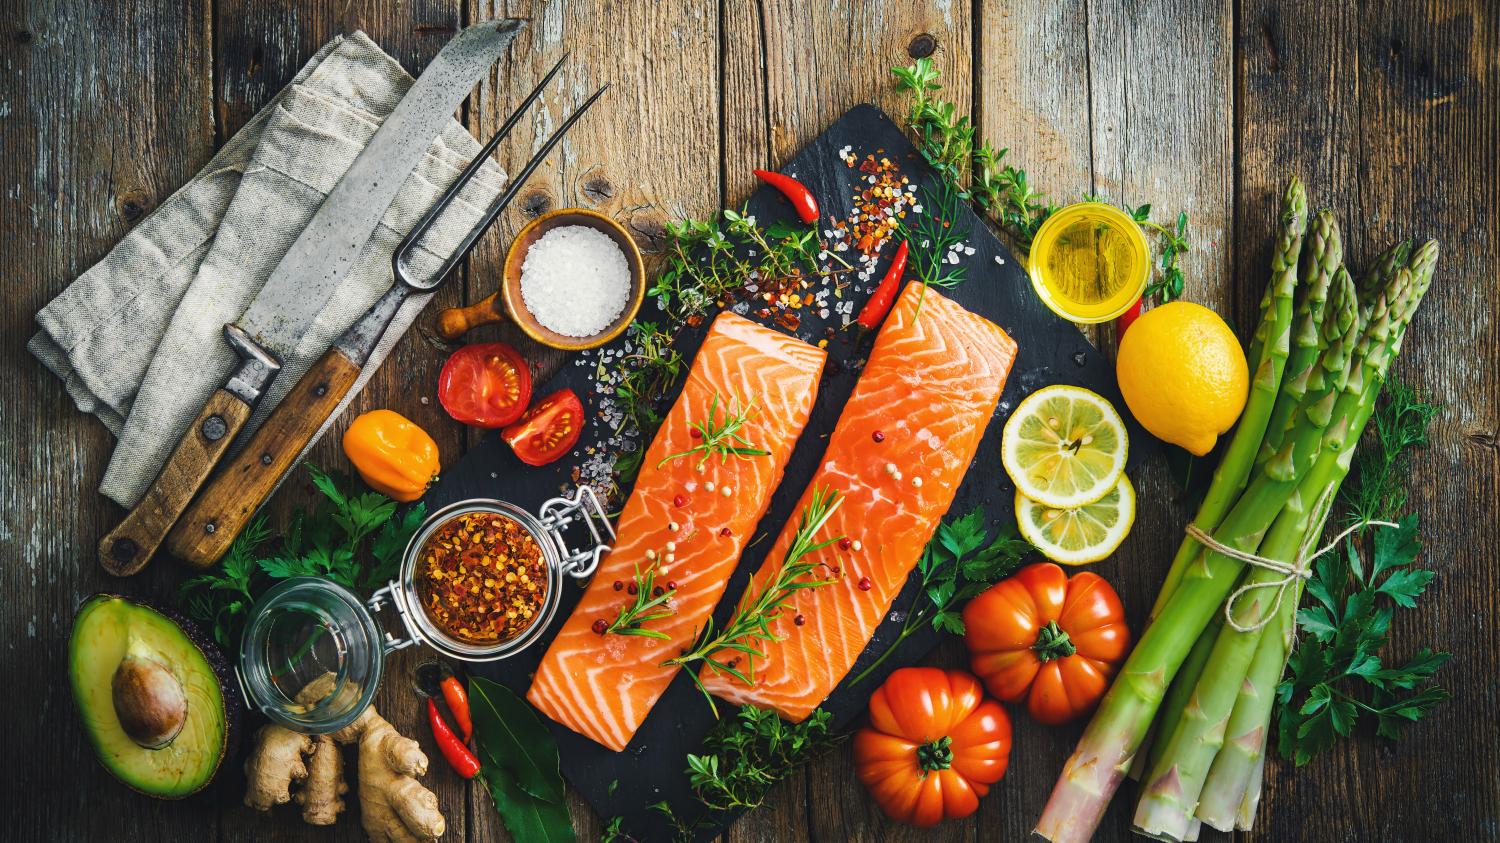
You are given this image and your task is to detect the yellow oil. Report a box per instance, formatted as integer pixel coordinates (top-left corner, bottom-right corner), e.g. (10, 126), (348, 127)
(1027, 202), (1151, 323)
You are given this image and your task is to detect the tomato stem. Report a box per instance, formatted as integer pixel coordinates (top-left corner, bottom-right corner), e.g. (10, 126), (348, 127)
(1032, 619), (1077, 662)
(916, 735), (954, 774)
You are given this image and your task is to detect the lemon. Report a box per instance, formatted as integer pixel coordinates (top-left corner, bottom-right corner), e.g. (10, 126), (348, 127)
(1002, 385), (1128, 508)
(1116, 301), (1249, 456)
(1016, 474), (1136, 565)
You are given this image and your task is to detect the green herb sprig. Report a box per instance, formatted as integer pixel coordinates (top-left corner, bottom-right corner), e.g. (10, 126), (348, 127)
(1340, 380), (1442, 528)
(658, 392), (768, 468)
(177, 465), (425, 647)
(1276, 516), (1450, 765)
(903, 179), (971, 290)
(850, 507), (1033, 685)
(687, 706), (841, 812)
(649, 207), (849, 326)
(668, 487), (844, 713)
(605, 558), (677, 640)
(894, 57), (1190, 303)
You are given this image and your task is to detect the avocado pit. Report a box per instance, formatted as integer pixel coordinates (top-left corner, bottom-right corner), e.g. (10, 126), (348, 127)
(112, 647), (188, 749)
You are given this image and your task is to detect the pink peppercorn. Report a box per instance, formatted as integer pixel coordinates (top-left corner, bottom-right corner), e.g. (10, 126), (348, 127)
(872, 430), (885, 442)
(793, 614), (806, 626)
(592, 619), (608, 635)
(858, 576), (872, 591)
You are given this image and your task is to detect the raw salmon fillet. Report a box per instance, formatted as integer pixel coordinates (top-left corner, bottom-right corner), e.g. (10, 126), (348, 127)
(527, 312), (825, 751)
(699, 284), (1017, 721)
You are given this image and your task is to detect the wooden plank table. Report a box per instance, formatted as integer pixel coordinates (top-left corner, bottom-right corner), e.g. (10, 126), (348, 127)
(3, 2), (1495, 840)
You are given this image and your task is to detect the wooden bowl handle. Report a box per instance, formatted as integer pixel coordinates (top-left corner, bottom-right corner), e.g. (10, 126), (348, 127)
(437, 292), (507, 340)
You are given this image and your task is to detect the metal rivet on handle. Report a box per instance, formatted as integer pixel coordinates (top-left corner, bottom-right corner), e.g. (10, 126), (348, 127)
(201, 415), (228, 441)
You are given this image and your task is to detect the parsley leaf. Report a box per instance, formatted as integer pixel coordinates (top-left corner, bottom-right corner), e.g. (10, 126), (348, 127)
(175, 465), (426, 647)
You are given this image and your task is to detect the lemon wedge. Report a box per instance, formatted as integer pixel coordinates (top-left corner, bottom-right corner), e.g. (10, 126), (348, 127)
(1016, 474), (1135, 565)
(1002, 385), (1129, 508)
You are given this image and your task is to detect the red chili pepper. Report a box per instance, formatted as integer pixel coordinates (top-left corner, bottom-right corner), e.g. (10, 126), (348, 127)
(753, 169), (820, 224)
(855, 239), (910, 330)
(427, 697), (480, 779)
(439, 675), (473, 743)
(1116, 297), (1144, 339)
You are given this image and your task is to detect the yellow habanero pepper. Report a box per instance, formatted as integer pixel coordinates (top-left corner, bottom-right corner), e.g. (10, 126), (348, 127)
(342, 409), (440, 502)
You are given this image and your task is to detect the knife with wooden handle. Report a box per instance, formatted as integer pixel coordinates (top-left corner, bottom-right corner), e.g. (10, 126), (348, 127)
(97, 19), (522, 576)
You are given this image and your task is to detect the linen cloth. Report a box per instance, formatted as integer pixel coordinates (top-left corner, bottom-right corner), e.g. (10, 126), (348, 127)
(28, 32), (507, 508)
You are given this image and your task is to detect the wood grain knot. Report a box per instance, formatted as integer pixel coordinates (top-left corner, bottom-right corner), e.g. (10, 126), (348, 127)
(623, 208), (668, 252)
(582, 176), (615, 203)
(117, 191), (152, 224)
(520, 190), (553, 218)
(907, 33), (936, 59)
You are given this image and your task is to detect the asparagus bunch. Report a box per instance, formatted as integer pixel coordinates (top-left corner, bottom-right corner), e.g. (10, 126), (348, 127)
(1033, 178), (1439, 843)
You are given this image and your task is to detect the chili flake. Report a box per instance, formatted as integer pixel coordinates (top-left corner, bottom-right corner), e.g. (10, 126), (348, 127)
(415, 511), (547, 645)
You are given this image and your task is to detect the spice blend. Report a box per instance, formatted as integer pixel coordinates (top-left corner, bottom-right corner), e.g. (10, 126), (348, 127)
(415, 511), (548, 644)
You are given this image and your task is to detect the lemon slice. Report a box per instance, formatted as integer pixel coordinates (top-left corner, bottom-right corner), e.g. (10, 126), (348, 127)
(1002, 385), (1128, 508)
(1016, 474), (1135, 565)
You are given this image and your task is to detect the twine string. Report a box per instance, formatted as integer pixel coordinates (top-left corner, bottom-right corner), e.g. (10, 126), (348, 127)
(1183, 493), (1399, 633)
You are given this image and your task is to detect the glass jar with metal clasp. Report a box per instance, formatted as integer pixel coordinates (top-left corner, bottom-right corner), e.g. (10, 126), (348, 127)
(233, 487), (614, 734)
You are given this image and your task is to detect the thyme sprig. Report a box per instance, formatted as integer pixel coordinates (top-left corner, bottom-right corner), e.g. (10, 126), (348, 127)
(893, 57), (1190, 303)
(604, 557), (678, 640)
(648, 206), (851, 325)
(658, 392), (769, 469)
(667, 487), (845, 714)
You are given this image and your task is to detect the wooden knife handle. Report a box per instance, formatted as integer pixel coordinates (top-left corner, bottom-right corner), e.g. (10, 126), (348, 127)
(168, 347), (362, 568)
(436, 292), (507, 340)
(98, 389), (252, 576)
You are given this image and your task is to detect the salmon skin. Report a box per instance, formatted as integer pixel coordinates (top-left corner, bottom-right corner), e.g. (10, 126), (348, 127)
(527, 312), (826, 751)
(699, 284), (1017, 722)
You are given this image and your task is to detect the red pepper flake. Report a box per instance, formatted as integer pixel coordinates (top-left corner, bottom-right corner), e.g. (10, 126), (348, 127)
(872, 430), (885, 443)
(414, 511), (546, 646)
(591, 619), (608, 635)
(673, 494), (689, 508)
(793, 614), (807, 626)
(858, 576), (873, 591)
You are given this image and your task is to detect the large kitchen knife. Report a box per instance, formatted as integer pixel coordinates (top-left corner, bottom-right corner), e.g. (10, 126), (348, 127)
(98, 19), (523, 576)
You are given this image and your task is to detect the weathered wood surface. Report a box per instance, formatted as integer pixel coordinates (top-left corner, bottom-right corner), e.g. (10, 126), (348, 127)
(2, 1), (1496, 841)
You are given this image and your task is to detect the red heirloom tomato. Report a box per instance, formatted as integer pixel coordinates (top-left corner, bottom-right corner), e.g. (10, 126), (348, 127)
(962, 562), (1130, 725)
(437, 341), (532, 428)
(853, 667), (1012, 827)
(501, 388), (584, 467)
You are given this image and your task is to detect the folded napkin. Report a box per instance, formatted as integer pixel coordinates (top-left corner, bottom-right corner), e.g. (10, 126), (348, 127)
(29, 31), (507, 508)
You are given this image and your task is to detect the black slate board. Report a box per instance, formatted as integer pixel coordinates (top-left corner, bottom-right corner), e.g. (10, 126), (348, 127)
(424, 103), (1155, 841)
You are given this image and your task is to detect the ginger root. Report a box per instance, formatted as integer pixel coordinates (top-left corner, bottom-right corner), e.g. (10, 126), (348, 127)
(242, 673), (443, 841)
(333, 704), (445, 843)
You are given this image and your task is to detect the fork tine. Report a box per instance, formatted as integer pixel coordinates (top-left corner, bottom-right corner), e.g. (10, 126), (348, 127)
(435, 82), (611, 278)
(394, 53), (573, 286)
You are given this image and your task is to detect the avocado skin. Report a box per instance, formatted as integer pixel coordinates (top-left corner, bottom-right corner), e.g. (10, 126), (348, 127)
(70, 593), (242, 799)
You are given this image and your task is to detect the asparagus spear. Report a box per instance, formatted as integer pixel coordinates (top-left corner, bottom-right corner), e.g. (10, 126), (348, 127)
(1256, 212), (1343, 468)
(1034, 245), (1432, 843)
(1149, 178), (1308, 620)
(1131, 268), (1363, 840)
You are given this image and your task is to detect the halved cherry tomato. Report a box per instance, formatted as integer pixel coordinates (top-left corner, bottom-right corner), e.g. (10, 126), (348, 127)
(501, 388), (584, 466)
(438, 342), (532, 428)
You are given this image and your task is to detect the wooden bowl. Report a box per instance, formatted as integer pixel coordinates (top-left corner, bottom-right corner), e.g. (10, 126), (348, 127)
(435, 207), (645, 350)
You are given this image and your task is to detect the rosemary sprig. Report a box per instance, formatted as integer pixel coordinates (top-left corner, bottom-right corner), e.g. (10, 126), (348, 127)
(894, 57), (1190, 303)
(657, 392), (769, 469)
(604, 557), (677, 640)
(902, 179), (970, 290)
(667, 487), (845, 714)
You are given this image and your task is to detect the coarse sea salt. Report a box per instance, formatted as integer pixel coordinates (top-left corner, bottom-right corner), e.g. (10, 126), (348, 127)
(520, 225), (631, 338)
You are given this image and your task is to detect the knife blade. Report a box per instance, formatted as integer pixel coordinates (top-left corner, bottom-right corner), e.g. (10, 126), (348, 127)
(98, 19), (522, 576)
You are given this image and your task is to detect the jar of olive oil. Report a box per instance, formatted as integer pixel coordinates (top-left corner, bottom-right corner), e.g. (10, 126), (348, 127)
(1027, 202), (1151, 323)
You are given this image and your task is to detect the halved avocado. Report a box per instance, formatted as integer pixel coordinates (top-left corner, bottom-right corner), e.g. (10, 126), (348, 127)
(69, 594), (237, 798)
